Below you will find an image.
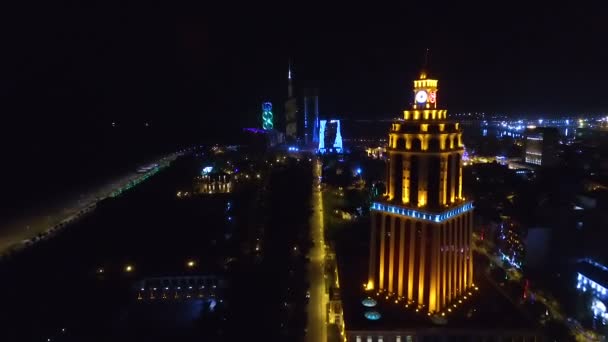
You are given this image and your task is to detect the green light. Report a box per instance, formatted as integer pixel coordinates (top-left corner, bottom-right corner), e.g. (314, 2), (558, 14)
(262, 102), (273, 130)
(110, 164), (166, 198)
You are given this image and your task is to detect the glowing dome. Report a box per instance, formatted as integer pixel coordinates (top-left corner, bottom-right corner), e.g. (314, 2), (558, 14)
(361, 297), (377, 307)
(364, 311), (381, 320)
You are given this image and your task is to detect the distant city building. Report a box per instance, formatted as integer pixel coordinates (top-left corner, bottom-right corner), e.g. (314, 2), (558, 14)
(303, 88), (320, 146)
(523, 127), (559, 167)
(261, 102), (273, 130)
(285, 63), (298, 141)
(318, 119), (343, 154)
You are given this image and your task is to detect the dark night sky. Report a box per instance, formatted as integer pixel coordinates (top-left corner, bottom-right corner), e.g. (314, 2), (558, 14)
(0, 2), (607, 206)
(2, 3), (608, 131)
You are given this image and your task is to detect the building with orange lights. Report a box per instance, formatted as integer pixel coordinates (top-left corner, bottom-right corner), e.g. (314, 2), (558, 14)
(332, 66), (545, 342)
(366, 67), (473, 315)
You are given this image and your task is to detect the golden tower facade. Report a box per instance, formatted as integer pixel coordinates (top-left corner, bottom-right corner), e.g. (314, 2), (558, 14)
(367, 69), (473, 314)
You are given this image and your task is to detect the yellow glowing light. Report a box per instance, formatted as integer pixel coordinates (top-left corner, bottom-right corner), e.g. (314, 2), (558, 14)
(418, 192), (427, 207)
(187, 260), (196, 268)
(125, 265), (134, 272)
(420, 124), (428, 132)
(448, 308), (452, 312)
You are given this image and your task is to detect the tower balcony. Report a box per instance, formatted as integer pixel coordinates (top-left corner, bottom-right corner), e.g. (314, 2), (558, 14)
(370, 201), (473, 224)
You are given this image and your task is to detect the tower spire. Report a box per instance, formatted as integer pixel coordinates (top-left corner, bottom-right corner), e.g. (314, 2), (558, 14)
(420, 48), (430, 79)
(287, 59), (293, 98)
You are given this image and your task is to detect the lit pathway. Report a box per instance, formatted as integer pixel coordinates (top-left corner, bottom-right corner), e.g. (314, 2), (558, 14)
(0, 153), (181, 257)
(306, 157), (327, 342)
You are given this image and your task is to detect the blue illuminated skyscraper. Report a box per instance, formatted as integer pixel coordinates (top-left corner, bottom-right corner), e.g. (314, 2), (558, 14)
(318, 119), (343, 154)
(303, 89), (319, 145)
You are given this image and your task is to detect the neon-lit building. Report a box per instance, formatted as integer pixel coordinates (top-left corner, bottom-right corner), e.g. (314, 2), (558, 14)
(318, 119), (343, 154)
(367, 66), (473, 314)
(262, 102), (273, 130)
(303, 88), (320, 146)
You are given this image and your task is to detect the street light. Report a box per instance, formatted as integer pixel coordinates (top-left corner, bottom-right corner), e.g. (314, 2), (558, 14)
(125, 265), (134, 273)
(187, 260), (196, 268)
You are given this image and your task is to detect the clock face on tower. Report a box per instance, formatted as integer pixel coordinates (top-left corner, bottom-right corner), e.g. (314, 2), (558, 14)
(415, 90), (428, 104)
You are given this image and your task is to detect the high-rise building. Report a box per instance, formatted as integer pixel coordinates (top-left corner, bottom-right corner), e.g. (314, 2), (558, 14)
(262, 102), (273, 130)
(303, 89), (320, 145)
(335, 66), (542, 342)
(523, 127), (559, 167)
(285, 63), (298, 141)
(318, 119), (343, 154)
(367, 67), (474, 314)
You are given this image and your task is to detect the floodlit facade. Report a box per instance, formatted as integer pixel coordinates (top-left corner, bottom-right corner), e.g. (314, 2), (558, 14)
(367, 68), (473, 314)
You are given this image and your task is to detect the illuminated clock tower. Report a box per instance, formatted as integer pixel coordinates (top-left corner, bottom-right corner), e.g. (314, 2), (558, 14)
(367, 67), (474, 315)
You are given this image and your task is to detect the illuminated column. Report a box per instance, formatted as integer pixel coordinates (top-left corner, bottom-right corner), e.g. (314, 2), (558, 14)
(418, 223), (426, 305)
(458, 154), (463, 199)
(389, 155), (395, 200)
(455, 216), (460, 296)
(379, 214), (386, 289)
(462, 215), (467, 290)
(458, 215), (464, 295)
(368, 212), (377, 290)
(441, 223), (447, 309)
(402, 156), (410, 204)
(407, 220), (416, 301)
(418, 158), (428, 207)
(451, 219), (457, 300)
(467, 211), (474, 287)
(441, 155), (448, 205)
(397, 219), (406, 297)
(429, 224), (440, 312)
(463, 214), (468, 290)
(388, 216), (396, 293)
(450, 154), (457, 202)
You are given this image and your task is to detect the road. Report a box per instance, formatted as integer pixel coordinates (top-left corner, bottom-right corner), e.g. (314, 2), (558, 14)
(474, 233), (602, 341)
(0, 152), (181, 257)
(306, 157), (327, 342)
